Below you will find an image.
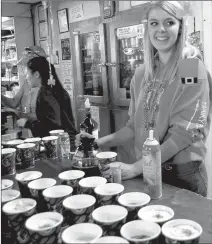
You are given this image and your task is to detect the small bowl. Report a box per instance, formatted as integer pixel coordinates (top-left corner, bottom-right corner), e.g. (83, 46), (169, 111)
(118, 192), (151, 221)
(1, 189), (21, 204)
(118, 192), (151, 211)
(58, 170), (85, 194)
(92, 205), (128, 226)
(6, 139), (24, 147)
(92, 205), (128, 235)
(138, 205), (174, 225)
(79, 176), (107, 195)
(63, 194), (96, 225)
(120, 220), (161, 244)
(3, 198), (37, 216)
(94, 236), (129, 243)
(28, 178), (56, 191)
(49, 130), (64, 136)
(25, 212), (63, 243)
(24, 137), (41, 143)
(94, 183), (124, 205)
(1, 179), (14, 190)
(2, 198), (37, 243)
(43, 185), (73, 213)
(61, 223), (103, 244)
(162, 219), (203, 244)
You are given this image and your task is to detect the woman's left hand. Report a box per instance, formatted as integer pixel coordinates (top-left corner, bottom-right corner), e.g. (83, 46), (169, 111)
(16, 118), (28, 128)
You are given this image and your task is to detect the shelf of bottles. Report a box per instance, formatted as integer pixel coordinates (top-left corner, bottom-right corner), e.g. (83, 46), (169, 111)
(117, 25), (144, 99)
(80, 32), (103, 96)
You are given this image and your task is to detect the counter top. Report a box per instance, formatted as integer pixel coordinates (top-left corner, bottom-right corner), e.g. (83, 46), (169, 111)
(3, 157), (212, 243)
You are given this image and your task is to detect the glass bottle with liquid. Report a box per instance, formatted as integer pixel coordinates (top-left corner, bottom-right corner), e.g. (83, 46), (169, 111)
(80, 98), (98, 139)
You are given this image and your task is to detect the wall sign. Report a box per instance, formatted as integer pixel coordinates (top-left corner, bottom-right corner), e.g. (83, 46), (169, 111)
(39, 39), (48, 55)
(61, 38), (71, 60)
(70, 4), (84, 22)
(57, 8), (69, 33)
(38, 21), (48, 39)
(38, 5), (47, 22)
(117, 24), (144, 39)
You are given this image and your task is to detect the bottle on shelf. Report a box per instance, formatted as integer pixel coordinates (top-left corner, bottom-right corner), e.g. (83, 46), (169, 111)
(142, 129), (162, 200)
(80, 98), (99, 139)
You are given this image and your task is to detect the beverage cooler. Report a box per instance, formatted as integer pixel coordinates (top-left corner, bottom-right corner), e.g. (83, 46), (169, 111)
(70, 5), (148, 163)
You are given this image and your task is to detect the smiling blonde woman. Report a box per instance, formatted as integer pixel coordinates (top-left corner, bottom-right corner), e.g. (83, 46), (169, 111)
(76, 1), (212, 197)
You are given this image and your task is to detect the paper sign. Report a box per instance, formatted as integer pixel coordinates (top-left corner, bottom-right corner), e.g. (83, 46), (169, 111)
(70, 4), (84, 22)
(90, 106), (100, 130)
(117, 24), (144, 39)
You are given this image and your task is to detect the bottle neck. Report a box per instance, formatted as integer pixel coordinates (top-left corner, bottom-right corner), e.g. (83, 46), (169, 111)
(85, 108), (91, 118)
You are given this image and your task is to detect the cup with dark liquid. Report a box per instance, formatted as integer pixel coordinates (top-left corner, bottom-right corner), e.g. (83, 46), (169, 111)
(120, 220), (161, 244)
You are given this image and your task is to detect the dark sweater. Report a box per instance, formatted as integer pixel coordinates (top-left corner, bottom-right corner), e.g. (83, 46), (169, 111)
(25, 86), (77, 138)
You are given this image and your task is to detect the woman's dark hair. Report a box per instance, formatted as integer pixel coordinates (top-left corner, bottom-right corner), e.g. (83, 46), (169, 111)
(27, 56), (77, 135)
(27, 56), (65, 101)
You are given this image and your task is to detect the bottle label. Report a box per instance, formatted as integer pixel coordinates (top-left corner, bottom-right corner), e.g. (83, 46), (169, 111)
(142, 144), (162, 199)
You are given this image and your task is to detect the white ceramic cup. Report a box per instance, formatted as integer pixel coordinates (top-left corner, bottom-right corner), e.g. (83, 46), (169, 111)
(162, 219), (203, 244)
(43, 185), (73, 213)
(25, 212), (63, 244)
(1, 179), (14, 191)
(94, 183), (124, 205)
(79, 176), (107, 195)
(120, 220), (161, 244)
(138, 205), (174, 225)
(61, 223), (103, 244)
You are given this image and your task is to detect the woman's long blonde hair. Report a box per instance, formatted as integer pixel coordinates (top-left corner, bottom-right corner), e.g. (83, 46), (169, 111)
(143, 1), (199, 85)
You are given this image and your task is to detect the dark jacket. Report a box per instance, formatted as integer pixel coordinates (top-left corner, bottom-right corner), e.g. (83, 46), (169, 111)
(25, 86), (77, 137)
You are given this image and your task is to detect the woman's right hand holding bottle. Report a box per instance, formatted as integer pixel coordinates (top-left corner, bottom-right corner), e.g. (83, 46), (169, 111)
(75, 131), (96, 147)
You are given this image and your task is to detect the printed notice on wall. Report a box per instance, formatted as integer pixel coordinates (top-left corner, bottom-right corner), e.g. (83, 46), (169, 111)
(61, 62), (73, 99)
(61, 38), (71, 60)
(90, 106), (100, 130)
(70, 4), (84, 22)
(117, 24), (144, 39)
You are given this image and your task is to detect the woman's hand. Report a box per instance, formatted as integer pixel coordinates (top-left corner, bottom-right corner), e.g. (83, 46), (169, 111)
(100, 161), (142, 181)
(75, 131), (95, 147)
(119, 162), (141, 180)
(16, 118), (28, 128)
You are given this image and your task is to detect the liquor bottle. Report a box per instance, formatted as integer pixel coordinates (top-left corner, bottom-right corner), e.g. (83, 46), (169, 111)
(142, 130), (162, 199)
(80, 98), (98, 139)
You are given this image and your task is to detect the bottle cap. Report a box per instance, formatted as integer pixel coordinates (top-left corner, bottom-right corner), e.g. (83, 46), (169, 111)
(149, 130), (154, 140)
(85, 98), (90, 109)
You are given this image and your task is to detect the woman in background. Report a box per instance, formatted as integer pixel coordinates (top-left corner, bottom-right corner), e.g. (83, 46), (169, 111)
(76, 1), (211, 196)
(17, 56), (77, 138)
(1, 46), (48, 121)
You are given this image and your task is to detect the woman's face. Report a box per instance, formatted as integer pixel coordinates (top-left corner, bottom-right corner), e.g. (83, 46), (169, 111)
(147, 7), (181, 54)
(26, 68), (40, 88)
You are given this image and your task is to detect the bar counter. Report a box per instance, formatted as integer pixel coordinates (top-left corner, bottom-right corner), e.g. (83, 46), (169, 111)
(3, 157), (212, 243)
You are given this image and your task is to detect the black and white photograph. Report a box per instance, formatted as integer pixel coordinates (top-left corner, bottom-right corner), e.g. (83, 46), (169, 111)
(1, 1), (212, 244)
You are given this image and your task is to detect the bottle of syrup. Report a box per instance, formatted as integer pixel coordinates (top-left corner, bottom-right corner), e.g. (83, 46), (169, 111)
(80, 98), (98, 139)
(142, 130), (162, 199)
